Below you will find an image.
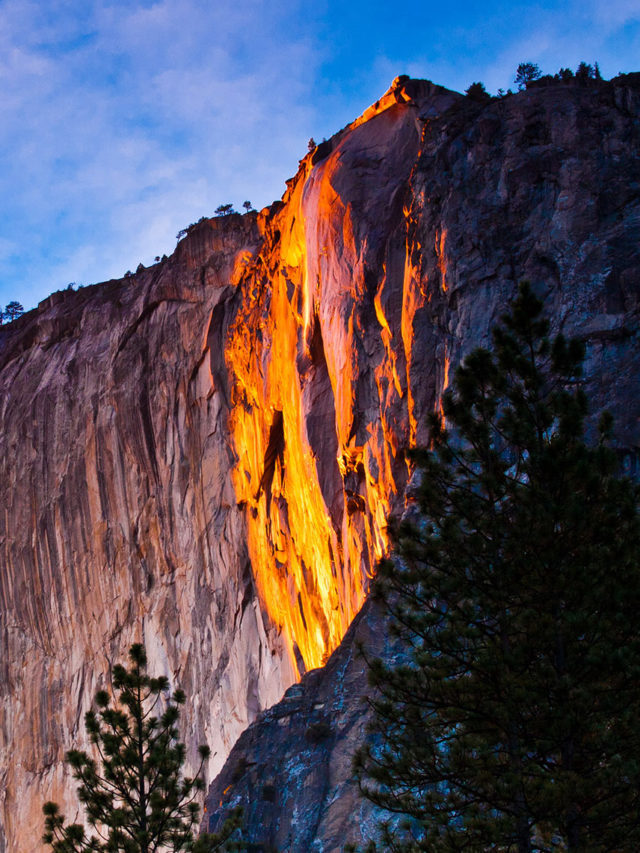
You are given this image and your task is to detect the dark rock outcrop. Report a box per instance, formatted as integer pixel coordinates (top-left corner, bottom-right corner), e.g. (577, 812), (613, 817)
(202, 600), (393, 853)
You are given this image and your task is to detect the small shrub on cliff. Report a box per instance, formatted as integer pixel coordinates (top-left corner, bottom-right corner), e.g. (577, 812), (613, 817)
(355, 283), (640, 851)
(464, 81), (490, 102)
(557, 66), (574, 82)
(1, 300), (24, 323)
(42, 643), (211, 852)
(515, 61), (542, 89)
(575, 61), (597, 83)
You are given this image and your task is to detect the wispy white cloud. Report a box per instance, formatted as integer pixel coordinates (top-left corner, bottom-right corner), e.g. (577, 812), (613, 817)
(0, 0), (323, 307)
(587, 0), (640, 28)
(0, 0), (638, 310)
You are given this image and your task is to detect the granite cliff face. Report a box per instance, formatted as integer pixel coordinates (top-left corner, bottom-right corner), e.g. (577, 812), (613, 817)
(1, 74), (640, 852)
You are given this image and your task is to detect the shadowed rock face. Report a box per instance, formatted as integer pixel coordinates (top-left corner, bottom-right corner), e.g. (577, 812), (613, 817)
(1, 74), (640, 852)
(202, 599), (395, 853)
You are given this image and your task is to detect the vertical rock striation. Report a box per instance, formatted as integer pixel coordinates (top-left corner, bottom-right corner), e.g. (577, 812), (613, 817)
(1, 73), (640, 852)
(0, 215), (280, 851)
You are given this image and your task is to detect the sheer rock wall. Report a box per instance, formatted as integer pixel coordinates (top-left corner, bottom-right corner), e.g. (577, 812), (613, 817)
(1, 75), (639, 852)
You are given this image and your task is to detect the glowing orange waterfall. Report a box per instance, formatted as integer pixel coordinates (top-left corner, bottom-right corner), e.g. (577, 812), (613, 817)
(223, 80), (438, 676)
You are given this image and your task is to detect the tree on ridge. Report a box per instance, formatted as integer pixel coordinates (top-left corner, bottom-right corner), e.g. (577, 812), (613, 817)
(1, 300), (24, 323)
(515, 62), (542, 89)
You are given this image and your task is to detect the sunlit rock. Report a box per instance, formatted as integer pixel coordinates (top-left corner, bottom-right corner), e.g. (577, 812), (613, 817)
(1, 73), (640, 852)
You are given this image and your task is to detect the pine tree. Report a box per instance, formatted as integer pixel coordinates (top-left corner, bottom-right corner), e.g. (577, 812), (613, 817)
(464, 82), (490, 102)
(42, 643), (241, 852)
(3, 300), (24, 322)
(355, 283), (640, 851)
(515, 62), (542, 90)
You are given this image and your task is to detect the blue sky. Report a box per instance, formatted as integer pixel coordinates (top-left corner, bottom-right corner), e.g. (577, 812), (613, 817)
(0, 0), (638, 311)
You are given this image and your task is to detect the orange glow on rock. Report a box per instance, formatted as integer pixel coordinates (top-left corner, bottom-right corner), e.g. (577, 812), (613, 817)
(436, 227), (448, 292)
(401, 252), (425, 446)
(228, 174), (362, 674)
(226, 85), (427, 678)
(438, 351), (450, 427)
